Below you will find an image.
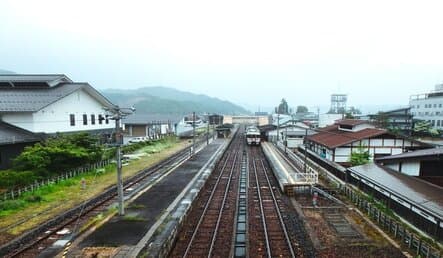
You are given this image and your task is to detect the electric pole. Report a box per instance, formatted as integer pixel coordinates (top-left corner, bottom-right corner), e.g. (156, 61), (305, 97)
(192, 112), (196, 155)
(105, 105), (135, 216)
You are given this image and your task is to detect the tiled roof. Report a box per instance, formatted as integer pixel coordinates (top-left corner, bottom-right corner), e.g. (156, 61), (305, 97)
(306, 125), (387, 149)
(0, 83), (115, 112)
(0, 74), (71, 82)
(376, 148), (443, 161)
(0, 121), (40, 145)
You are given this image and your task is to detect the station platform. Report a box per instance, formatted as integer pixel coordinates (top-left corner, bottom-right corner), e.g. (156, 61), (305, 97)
(55, 138), (229, 258)
(261, 142), (317, 196)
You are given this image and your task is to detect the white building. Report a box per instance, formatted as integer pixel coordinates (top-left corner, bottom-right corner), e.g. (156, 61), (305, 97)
(305, 119), (429, 165)
(0, 74), (115, 134)
(410, 83), (443, 129)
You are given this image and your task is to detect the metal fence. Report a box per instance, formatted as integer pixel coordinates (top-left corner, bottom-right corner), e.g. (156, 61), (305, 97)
(2, 159), (112, 201)
(341, 185), (442, 258)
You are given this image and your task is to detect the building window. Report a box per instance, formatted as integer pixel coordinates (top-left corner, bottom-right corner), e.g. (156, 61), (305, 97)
(99, 114), (103, 124)
(425, 112), (429, 115)
(106, 115), (109, 124)
(439, 104), (442, 108)
(432, 120), (435, 126)
(434, 104), (437, 108)
(437, 120), (441, 127)
(83, 114), (88, 125)
(91, 114), (96, 125)
(417, 105), (420, 108)
(70, 114), (75, 126)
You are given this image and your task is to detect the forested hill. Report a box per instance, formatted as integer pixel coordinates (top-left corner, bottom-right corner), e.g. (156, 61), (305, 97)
(101, 86), (249, 115)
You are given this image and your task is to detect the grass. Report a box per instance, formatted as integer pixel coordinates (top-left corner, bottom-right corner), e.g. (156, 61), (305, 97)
(0, 137), (190, 238)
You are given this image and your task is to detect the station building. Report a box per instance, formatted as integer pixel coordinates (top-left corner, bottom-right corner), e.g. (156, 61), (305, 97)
(305, 119), (430, 166)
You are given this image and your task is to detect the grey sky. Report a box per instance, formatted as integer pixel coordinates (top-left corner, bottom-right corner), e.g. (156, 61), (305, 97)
(1, 0), (442, 111)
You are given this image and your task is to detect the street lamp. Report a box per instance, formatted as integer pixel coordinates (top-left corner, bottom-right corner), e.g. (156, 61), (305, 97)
(104, 105), (135, 216)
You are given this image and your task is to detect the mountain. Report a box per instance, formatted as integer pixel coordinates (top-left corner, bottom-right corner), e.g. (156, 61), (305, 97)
(101, 86), (250, 115)
(0, 69), (16, 74)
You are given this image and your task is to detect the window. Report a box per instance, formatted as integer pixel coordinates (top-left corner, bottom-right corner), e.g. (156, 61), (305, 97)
(434, 104), (437, 108)
(98, 114), (103, 124)
(432, 120), (435, 126)
(417, 105), (420, 108)
(70, 114), (75, 126)
(105, 115), (109, 124)
(91, 114), (95, 125)
(83, 114), (88, 125)
(439, 104), (442, 108)
(437, 120), (441, 127)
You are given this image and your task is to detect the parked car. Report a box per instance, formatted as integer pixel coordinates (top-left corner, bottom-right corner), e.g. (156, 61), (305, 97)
(129, 137), (147, 143)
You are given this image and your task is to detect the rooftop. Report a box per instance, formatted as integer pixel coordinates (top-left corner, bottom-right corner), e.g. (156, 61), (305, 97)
(376, 148), (443, 162)
(349, 163), (443, 220)
(306, 124), (387, 149)
(336, 119), (369, 126)
(0, 121), (40, 145)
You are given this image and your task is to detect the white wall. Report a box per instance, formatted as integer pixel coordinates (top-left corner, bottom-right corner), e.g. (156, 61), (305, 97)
(4, 89), (114, 134)
(33, 90), (114, 133)
(2, 113), (35, 132)
(401, 161), (420, 176)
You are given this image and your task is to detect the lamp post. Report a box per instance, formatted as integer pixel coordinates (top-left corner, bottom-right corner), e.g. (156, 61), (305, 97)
(105, 105), (135, 216)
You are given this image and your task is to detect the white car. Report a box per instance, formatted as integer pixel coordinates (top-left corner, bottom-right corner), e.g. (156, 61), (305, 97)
(129, 137), (147, 143)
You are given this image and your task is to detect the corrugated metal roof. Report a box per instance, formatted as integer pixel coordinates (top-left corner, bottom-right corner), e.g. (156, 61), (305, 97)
(349, 163), (443, 220)
(306, 125), (387, 149)
(0, 83), (115, 112)
(0, 121), (40, 145)
(376, 148), (443, 161)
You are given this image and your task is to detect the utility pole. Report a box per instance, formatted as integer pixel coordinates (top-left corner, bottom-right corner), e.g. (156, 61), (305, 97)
(304, 128), (308, 174)
(207, 116), (210, 145)
(277, 113), (280, 142)
(105, 105), (135, 216)
(192, 112), (196, 155)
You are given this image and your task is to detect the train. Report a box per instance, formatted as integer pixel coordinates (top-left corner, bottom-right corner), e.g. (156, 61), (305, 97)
(245, 125), (261, 145)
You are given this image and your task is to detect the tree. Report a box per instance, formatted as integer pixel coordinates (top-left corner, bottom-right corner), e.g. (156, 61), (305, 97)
(296, 105), (308, 114)
(374, 111), (389, 129)
(347, 106), (362, 115)
(349, 144), (370, 166)
(345, 112), (355, 119)
(276, 98), (289, 114)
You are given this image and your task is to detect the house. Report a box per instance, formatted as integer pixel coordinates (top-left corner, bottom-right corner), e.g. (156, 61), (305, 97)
(376, 148), (443, 187)
(0, 121), (41, 169)
(0, 74), (117, 168)
(267, 121), (316, 148)
(0, 74), (115, 135)
(368, 107), (413, 134)
(122, 114), (177, 143)
(305, 119), (430, 166)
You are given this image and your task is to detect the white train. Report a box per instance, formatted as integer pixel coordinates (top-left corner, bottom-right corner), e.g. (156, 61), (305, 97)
(245, 125), (261, 145)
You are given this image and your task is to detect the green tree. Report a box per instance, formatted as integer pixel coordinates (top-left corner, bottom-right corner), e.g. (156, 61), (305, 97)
(296, 105), (308, 114)
(349, 144), (370, 166)
(345, 112), (355, 119)
(13, 133), (103, 177)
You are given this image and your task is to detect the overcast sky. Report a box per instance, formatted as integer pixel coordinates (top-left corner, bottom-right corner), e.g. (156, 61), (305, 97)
(1, 0), (443, 111)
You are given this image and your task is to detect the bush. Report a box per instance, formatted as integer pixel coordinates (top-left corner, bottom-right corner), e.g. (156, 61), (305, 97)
(0, 170), (40, 190)
(0, 199), (26, 211)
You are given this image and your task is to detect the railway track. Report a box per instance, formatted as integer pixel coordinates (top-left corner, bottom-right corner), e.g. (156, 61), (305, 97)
(0, 139), (206, 258)
(170, 134), (242, 257)
(170, 130), (313, 257)
(248, 146), (296, 258)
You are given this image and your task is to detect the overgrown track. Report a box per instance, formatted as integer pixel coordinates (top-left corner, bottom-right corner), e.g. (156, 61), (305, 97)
(0, 139), (207, 258)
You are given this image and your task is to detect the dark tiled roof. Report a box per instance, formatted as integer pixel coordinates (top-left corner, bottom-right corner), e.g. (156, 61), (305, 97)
(306, 124), (387, 149)
(0, 83), (114, 112)
(0, 121), (40, 145)
(376, 148), (443, 161)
